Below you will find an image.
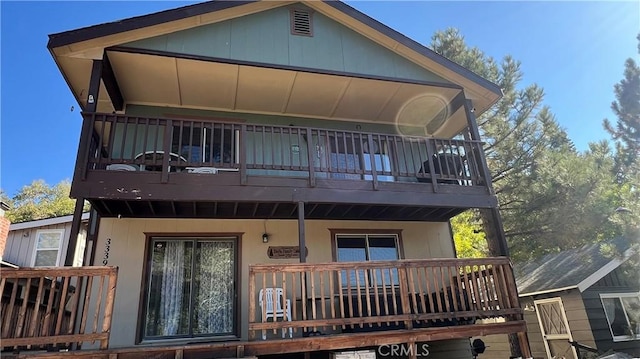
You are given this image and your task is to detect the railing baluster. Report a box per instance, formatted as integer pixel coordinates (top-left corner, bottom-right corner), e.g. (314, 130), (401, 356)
(27, 277), (45, 341)
(371, 268), (381, 328)
(329, 270), (336, 330)
(397, 266), (412, 330)
(319, 270), (326, 325)
(363, 269), (372, 327)
(310, 270), (317, 332)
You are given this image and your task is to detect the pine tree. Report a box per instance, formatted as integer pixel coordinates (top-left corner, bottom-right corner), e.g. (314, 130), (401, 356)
(603, 34), (640, 174)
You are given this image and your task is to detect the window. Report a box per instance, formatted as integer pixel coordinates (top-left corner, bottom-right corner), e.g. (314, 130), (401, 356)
(333, 231), (402, 287)
(601, 293), (640, 341)
(141, 237), (237, 340)
(32, 229), (64, 266)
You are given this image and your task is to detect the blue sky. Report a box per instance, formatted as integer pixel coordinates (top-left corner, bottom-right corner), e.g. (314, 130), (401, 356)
(1, 1), (638, 197)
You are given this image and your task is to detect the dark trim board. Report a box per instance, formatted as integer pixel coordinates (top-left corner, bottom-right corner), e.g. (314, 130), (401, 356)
(106, 46), (464, 91)
(47, 1), (256, 48)
(74, 171), (494, 205)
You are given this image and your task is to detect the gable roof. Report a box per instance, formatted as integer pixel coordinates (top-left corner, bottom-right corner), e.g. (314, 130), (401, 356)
(47, 0), (502, 117)
(515, 238), (636, 297)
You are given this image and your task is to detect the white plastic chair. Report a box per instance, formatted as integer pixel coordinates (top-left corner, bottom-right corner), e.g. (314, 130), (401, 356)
(259, 288), (292, 340)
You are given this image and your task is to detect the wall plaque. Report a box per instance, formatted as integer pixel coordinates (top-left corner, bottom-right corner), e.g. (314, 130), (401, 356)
(267, 246), (308, 259)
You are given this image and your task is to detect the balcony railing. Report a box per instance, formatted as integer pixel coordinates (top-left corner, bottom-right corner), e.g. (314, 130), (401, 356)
(0, 266), (118, 351)
(79, 113), (490, 190)
(248, 258), (520, 340)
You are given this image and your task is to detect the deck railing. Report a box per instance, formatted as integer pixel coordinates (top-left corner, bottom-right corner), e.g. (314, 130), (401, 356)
(80, 113), (489, 189)
(0, 266), (118, 351)
(248, 258), (520, 340)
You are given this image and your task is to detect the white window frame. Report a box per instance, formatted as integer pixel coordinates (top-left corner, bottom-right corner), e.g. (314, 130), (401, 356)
(31, 229), (64, 267)
(600, 292), (640, 342)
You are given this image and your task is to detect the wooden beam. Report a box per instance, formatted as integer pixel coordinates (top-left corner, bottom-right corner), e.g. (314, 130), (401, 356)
(298, 201), (306, 263)
(101, 52), (124, 111)
(85, 60), (102, 112)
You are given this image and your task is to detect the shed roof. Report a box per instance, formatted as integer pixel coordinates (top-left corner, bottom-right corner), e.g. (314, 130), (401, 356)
(515, 237), (636, 297)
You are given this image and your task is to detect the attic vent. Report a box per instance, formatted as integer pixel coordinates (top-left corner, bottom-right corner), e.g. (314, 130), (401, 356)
(290, 9), (313, 36)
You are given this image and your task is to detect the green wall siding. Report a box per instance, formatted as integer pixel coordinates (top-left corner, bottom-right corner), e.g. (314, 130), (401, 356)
(125, 104), (426, 137)
(123, 4), (449, 84)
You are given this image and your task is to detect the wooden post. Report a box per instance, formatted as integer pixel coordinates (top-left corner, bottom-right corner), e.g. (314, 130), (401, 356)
(65, 198), (86, 266)
(101, 267), (118, 349)
(306, 129), (316, 187)
(161, 119), (172, 183)
(298, 201), (306, 263)
(240, 125), (248, 185)
(367, 134), (379, 190)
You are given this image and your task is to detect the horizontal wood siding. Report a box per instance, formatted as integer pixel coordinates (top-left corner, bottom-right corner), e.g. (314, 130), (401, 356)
(582, 263), (640, 356)
(123, 5), (450, 84)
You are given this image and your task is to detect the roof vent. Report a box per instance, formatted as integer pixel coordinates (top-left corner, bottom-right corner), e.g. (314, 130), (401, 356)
(291, 9), (313, 36)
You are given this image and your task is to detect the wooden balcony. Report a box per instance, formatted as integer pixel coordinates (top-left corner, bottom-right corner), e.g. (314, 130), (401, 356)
(0, 266), (118, 352)
(248, 257), (522, 341)
(3, 259), (526, 359)
(72, 113), (497, 220)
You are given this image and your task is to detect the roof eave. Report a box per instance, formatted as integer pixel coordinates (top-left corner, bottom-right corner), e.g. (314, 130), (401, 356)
(47, 1), (256, 50)
(518, 285), (579, 298)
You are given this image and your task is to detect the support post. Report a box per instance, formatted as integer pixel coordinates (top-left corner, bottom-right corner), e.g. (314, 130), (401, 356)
(86, 208), (101, 266)
(297, 201), (306, 263)
(64, 198), (85, 266)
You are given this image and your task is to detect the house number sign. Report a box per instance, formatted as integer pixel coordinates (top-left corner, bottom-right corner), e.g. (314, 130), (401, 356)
(267, 246), (308, 259)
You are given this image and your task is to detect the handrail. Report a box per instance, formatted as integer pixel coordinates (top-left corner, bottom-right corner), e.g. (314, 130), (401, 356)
(0, 266), (118, 351)
(80, 112), (489, 189)
(248, 258), (520, 340)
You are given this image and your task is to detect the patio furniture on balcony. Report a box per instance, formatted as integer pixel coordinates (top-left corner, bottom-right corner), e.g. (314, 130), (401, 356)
(259, 288), (292, 340)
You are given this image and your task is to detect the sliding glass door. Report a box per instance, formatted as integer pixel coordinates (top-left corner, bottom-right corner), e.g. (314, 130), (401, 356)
(142, 237), (237, 340)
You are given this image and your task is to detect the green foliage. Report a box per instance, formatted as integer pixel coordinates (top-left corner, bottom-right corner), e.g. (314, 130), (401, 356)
(4, 180), (84, 223)
(603, 34), (640, 173)
(432, 29), (636, 262)
(451, 211), (487, 258)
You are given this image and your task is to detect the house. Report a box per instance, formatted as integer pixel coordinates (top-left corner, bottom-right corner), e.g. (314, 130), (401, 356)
(1, 1), (531, 358)
(479, 238), (639, 359)
(2, 213), (90, 268)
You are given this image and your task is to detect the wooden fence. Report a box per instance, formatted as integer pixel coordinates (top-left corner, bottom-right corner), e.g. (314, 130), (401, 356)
(1, 266), (118, 351)
(248, 258), (520, 340)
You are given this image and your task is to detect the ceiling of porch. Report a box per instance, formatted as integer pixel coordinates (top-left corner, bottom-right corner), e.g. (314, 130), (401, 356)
(90, 199), (466, 222)
(61, 48), (470, 138)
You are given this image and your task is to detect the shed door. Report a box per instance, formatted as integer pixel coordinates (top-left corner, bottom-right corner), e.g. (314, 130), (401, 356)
(534, 298), (577, 359)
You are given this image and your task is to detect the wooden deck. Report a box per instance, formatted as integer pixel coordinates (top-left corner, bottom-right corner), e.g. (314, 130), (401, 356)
(248, 257), (522, 339)
(1, 259), (528, 358)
